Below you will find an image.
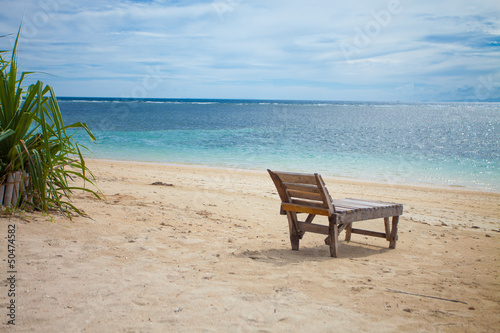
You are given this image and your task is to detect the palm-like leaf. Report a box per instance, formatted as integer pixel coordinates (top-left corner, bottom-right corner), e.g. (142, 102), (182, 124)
(0, 27), (101, 216)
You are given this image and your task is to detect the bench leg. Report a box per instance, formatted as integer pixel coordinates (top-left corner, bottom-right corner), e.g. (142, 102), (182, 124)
(329, 224), (339, 257)
(290, 234), (300, 251)
(345, 223), (352, 242)
(384, 217), (390, 241)
(389, 216), (399, 249)
(286, 212), (300, 251)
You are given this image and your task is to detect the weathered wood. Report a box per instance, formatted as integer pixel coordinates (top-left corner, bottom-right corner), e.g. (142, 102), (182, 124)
(304, 214), (315, 224)
(286, 211), (300, 250)
(315, 173), (335, 214)
(334, 201), (402, 213)
(297, 221), (329, 235)
(345, 198), (399, 206)
(334, 201), (379, 209)
(345, 223), (352, 242)
(336, 198), (403, 212)
(325, 224), (347, 245)
(343, 198), (396, 207)
(329, 221), (339, 258)
(333, 200), (403, 224)
(288, 211), (300, 233)
(384, 217), (391, 241)
(11, 171), (21, 206)
(272, 171), (318, 185)
(290, 199), (327, 209)
(281, 203), (331, 216)
(268, 170), (403, 257)
(389, 216), (399, 249)
(287, 189), (323, 201)
(268, 170), (291, 204)
(3, 173), (15, 207)
(350, 228), (387, 239)
(283, 183), (320, 193)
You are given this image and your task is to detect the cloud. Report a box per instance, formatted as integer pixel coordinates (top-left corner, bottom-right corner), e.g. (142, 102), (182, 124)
(0, 0), (499, 101)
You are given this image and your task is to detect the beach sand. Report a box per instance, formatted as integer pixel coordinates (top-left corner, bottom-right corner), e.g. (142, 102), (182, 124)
(2, 159), (499, 332)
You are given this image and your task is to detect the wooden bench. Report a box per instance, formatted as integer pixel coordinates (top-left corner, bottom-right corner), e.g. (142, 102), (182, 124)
(268, 170), (403, 257)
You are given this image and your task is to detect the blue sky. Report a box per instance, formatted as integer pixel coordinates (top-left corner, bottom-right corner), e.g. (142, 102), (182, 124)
(1, 0), (499, 101)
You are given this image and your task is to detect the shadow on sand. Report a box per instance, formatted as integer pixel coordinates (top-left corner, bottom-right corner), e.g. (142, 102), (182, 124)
(235, 240), (392, 266)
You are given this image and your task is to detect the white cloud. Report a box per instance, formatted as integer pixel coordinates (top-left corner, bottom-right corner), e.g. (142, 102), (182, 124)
(0, 0), (499, 101)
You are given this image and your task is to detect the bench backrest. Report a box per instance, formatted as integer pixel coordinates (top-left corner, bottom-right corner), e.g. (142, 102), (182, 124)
(267, 170), (335, 217)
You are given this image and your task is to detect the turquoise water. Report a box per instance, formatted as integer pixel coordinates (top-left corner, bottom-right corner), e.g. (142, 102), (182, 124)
(58, 98), (500, 191)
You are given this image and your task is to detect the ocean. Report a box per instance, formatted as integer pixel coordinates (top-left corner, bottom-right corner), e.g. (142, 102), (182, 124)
(58, 98), (500, 192)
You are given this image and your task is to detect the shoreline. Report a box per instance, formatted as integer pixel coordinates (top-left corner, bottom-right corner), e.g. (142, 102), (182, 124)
(84, 159), (499, 232)
(89, 157), (500, 195)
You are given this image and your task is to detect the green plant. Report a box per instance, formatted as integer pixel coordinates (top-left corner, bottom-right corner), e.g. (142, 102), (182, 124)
(0, 28), (101, 217)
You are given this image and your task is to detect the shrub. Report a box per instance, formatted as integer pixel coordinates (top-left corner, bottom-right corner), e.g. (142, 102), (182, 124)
(0, 28), (101, 217)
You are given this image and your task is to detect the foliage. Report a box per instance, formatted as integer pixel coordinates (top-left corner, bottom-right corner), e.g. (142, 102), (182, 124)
(0, 28), (101, 217)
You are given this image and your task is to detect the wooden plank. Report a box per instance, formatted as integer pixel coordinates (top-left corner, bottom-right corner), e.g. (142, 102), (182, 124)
(315, 174), (335, 214)
(287, 189), (323, 201)
(333, 199), (403, 214)
(332, 200), (378, 210)
(282, 203), (331, 216)
(338, 223), (347, 234)
(343, 198), (395, 206)
(335, 201), (385, 210)
(335, 206), (403, 224)
(290, 199), (328, 209)
(334, 199), (383, 208)
(268, 170), (291, 204)
(283, 183), (320, 193)
(333, 199), (401, 210)
(273, 171), (317, 185)
(350, 228), (387, 239)
(345, 198), (400, 206)
(297, 222), (329, 235)
(304, 214), (315, 224)
(334, 204), (376, 212)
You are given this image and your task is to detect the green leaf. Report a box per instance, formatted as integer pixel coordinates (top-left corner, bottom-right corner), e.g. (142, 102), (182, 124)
(0, 25), (102, 217)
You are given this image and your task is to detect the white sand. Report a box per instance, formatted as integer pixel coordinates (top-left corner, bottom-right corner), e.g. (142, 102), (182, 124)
(2, 159), (499, 332)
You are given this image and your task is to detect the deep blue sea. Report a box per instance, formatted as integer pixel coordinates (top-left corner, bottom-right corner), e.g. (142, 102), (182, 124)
(58, 98), (500, 192)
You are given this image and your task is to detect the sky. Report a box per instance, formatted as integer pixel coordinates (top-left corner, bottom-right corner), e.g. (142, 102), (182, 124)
(0, 0), (499, 102)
